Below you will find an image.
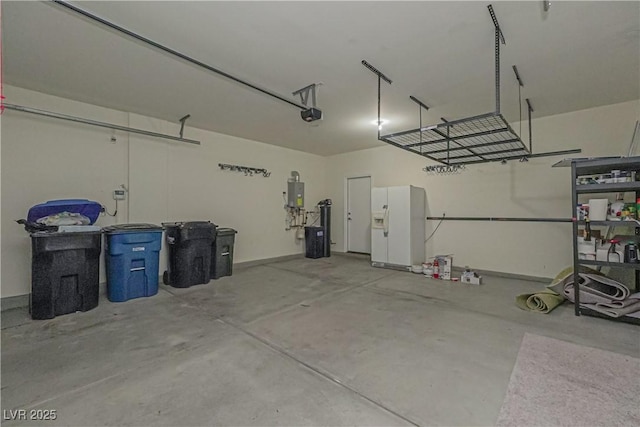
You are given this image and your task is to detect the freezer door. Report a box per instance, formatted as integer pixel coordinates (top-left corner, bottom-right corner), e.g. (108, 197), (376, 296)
(409, 186), (426, 265)
(370, 187), (388, 263)
(387, 186), (411, 266)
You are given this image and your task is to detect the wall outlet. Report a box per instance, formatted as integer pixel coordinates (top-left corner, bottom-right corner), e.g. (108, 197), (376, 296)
(113, 189), (126, 200)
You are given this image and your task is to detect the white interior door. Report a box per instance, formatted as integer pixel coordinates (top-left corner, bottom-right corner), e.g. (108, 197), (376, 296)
(347, 176), (371, 254)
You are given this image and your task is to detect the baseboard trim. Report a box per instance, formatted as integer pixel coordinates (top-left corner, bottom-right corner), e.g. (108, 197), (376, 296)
(452, 265), (552, 284)
(1, 282), (111, 312)
(235, 253), (304, 269)
(0, 255), (552, 311)
(1, 294), (29, 311)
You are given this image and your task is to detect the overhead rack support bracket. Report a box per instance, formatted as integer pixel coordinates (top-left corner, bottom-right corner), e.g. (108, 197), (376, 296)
(292, 84), (319, 108)
(362, 60), (392, 140)
(488, 4), (505, 114)
(512, 65), (524, 87)
(526, 98), (534, 153)
(178, 114), (191, 139)
(409, 96), (429, 111)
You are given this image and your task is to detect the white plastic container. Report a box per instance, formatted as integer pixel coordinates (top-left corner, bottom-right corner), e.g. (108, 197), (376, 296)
(596, 243), (624, 262)
(588, 199), (609, 221)
(422, 262), (433, 278)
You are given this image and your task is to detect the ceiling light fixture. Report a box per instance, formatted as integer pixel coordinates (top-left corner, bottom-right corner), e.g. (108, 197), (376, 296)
(372, 119), (387, 130)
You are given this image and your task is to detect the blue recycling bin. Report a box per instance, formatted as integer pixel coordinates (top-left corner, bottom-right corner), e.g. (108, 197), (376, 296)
(103, 224), (163, 302)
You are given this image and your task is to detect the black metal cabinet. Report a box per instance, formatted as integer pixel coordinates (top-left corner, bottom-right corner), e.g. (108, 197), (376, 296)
(570, 157), (640, 325)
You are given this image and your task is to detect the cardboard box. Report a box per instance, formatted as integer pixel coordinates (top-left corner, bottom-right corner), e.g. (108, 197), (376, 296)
(460, 275), (482, 285)
(577, 236), (596, 260)
(435, 255), (452, 280)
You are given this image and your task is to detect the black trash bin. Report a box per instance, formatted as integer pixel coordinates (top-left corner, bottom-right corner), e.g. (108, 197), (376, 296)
(163, 221), (217, 288)
(30, 231), (102, 320)
(211, 228), (237, 279)
(304, 226), (324, 259)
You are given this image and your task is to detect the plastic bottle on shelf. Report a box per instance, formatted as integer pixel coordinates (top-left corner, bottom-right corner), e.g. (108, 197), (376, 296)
(610, 193), (625, 220)
(608, 239), (623, 262)
(624, 242), (638, 263)
(584, 217), (592, 241)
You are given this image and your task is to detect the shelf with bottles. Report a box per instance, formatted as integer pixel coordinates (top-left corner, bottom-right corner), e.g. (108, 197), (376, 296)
(577, 260), (640, 270)
(569, 157), (640, 323)
(571, 156), (640, 176)
(576, 182), (640, 194)
(576, 189), (639, 224)
(576, 220), (640, 227)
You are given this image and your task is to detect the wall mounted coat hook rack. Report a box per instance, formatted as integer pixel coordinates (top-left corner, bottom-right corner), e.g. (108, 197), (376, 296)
(218, 163), (271, 177)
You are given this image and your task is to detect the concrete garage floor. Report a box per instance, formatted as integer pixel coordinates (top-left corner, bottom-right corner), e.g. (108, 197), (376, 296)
(2, 254), (639, 426)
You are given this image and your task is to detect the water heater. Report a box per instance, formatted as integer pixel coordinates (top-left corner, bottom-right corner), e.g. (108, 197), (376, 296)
(287, 171), (305, 208)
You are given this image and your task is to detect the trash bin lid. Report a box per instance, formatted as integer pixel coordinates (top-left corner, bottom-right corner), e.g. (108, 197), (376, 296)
(58, 225), (102, 233)
(30, 229), (102, 238)
(162, 221), (216, 229)
(103, 223), (162, 234)
(217, 228), (237, 235)
(27, 199), (102, 224)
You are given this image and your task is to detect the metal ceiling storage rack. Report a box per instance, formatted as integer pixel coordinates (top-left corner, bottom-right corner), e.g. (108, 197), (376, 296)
(363, 5), (580, 166)
(570, 157), (640, 325)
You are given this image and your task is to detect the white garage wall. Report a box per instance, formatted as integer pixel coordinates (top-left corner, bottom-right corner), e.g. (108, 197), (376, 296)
(1, 86), (129, 299)
(326, 99), (640, 278)
(2, 85), (638, 298)
(1, 86), (326, 298)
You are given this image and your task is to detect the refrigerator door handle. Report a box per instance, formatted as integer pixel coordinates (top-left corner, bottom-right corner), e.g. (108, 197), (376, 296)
(383, 206), (389, 237)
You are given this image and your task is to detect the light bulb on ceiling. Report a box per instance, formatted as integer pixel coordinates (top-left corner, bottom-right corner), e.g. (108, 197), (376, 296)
(372, 119), (387, 131)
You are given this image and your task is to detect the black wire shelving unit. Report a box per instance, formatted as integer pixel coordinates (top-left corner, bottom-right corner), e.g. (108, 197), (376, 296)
(569, 157), (640, 326)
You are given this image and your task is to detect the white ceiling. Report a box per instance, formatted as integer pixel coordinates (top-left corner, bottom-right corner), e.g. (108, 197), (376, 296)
(3, 1), (639, 156)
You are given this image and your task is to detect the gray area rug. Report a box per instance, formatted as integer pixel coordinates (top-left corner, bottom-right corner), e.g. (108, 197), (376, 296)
(497, 333), (640, 427)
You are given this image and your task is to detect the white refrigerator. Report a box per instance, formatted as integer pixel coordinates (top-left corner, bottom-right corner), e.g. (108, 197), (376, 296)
(371, 185), (426, 270)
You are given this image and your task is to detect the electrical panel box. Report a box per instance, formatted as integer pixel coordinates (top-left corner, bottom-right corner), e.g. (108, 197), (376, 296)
(287, 181), (304, 208)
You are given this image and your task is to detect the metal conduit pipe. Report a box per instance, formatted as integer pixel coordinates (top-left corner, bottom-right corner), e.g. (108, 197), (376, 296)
(427, 216), (573, 223)
(3, 103), (201, 145)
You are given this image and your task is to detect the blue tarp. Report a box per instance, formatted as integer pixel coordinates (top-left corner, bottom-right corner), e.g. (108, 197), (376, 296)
(27, 199), (102, 224)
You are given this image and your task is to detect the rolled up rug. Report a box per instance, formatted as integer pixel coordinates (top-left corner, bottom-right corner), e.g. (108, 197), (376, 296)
(584, 301), (640, 318)
(588, 292), (640, 318)
(595, 292), (640, 309)
(515, 290), (565, 313)
(515, 266), (602, 314)
(550, 273), (631, 304)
